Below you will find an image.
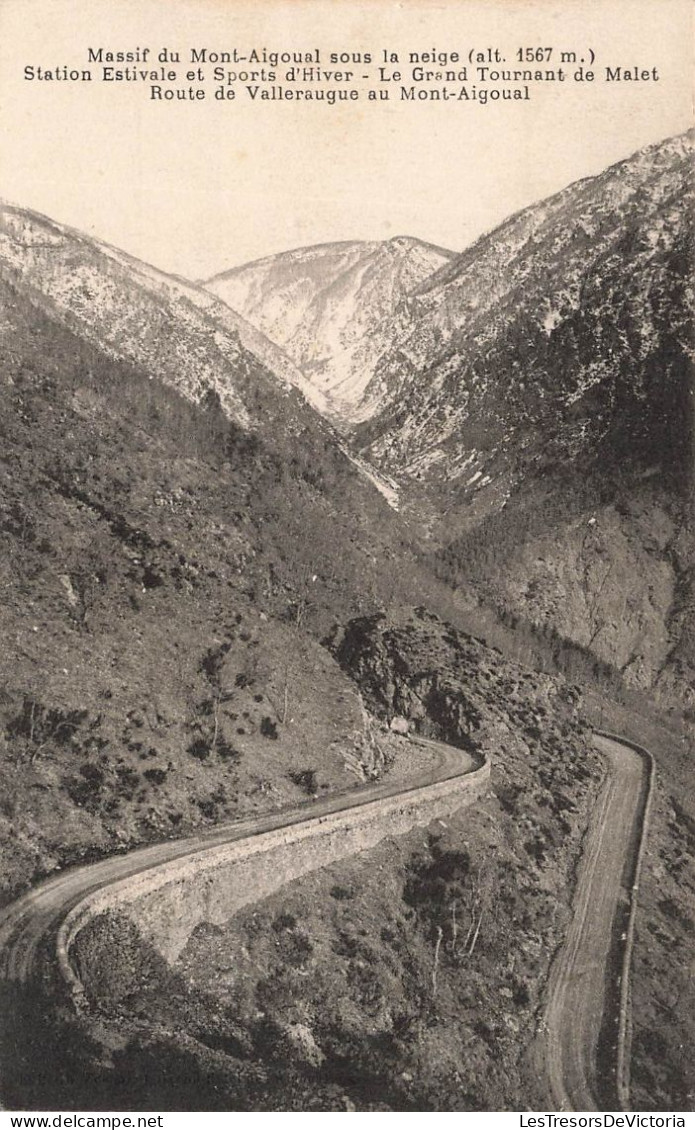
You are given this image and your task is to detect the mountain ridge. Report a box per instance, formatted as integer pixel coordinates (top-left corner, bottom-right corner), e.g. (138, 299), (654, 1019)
(2, 130), (692, 708)
(356, 128), (694, 490)
(1, 135), (693, 1114)
(0, 200), (339, 419)
(205, 235), (456, 420)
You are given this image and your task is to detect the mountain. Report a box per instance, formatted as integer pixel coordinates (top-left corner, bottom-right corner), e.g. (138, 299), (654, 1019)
(3, 133), (692, 710)
(1, 167), (693, 1113)
(0, 204), (410, 507)
(321, 131), (692, 709)
(0, 202), (618, 924)
(205, 237), (455, 421)
(0, 203), (341, 419)
(0, 213), (441, 906)
(355, 130), (693, 493)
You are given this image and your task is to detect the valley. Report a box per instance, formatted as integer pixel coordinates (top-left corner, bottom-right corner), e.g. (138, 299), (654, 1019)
(0, 127), (692, 1112)
(203, 130), (695, 712)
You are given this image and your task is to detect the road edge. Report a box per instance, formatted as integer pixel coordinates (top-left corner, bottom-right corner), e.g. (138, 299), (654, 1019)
(54, 746), (490, 1005)
(594, 730), (655, 1112)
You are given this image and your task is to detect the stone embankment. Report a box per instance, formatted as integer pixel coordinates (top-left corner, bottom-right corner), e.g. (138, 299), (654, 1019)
(58, 748), (490, 997)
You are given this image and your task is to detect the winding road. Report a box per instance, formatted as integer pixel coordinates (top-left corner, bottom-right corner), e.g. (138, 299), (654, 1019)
(535, 732), (651, 1111)
(0, 730), (651, 1111)
(0, 736), (473, 992)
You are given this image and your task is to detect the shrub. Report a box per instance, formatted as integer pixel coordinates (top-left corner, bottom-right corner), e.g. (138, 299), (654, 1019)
(144, 767), (167, 785)
(289, 768), (317, 794)
(330, 885), (355, 901)
(216, 737), (241, 763)
(260, 716), (278, 740)
(272, 912), (297, 932)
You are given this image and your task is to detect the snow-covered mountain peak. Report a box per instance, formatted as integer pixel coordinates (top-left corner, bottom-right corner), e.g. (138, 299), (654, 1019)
(204, 236), (455, 419)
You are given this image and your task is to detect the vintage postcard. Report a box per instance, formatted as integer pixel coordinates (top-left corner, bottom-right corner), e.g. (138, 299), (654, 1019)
(0, 0), (692, 1117)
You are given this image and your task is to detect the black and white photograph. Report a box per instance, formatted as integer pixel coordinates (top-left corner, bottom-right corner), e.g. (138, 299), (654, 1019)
(0, 0), (692, 1116)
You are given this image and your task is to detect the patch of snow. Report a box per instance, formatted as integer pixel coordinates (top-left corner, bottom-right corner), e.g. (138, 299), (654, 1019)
(342, 449), (400, 510)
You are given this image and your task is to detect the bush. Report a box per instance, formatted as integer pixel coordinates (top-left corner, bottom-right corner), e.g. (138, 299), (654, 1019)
(216, 737), (241, 763)
(187, 739), (210, 761)
(144, 767), (167, 785)
(260, 716), (278, 740)
(330, 885), (355, 901)
(289, 768), (317, 794)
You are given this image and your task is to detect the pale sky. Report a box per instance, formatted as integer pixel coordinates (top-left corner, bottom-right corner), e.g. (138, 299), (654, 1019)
(0, 0), (692, 279)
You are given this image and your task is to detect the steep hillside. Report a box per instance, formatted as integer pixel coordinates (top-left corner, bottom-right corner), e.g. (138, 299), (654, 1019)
(356, 130), (693, 491)
(1, 175), (692, 1112)
(0, 273), (425, 906)
(349, 131), (694, 707)
(0, 202), (334, 420)
(436, 476), (694, 708)
(11, 610), (608, 1111)
(205, 237), (454, 421)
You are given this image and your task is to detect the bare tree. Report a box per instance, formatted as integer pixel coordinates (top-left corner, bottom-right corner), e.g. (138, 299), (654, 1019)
(432, 925), (444, 997)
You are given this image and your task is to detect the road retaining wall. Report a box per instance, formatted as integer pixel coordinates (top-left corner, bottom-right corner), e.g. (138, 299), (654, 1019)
(59, 757), (490, 991)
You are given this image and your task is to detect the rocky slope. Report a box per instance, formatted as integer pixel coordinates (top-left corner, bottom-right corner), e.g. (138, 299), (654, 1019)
(21, 609), (606, 1111)
(436, 478), (694, 709)
(356, 130), (693, 492)
(0, 270), (426, 906)
(205, 237), (454, 421)
(201, 135), (693, 707)
(0, 202), (334, 421)
(349, 131), (693, 708)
